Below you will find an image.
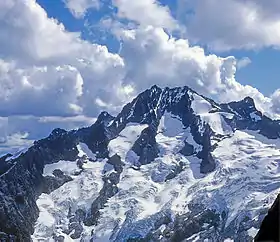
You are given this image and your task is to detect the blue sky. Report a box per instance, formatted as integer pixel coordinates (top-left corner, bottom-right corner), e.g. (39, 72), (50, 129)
(36, 0), (280, 96)
(232, 48), (280, 95)
(1, 0), (280, 153)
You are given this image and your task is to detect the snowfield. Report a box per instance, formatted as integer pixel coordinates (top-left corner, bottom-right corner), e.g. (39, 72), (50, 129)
(30, 89), (280, 241)
(108, 123), (148, 162)
(91, 123), (280, 240)
(191, 93), (233, 135)
(32, 143), (106, 241)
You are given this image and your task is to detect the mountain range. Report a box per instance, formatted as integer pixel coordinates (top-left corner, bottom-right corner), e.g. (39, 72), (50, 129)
(0, 85), (279, 241)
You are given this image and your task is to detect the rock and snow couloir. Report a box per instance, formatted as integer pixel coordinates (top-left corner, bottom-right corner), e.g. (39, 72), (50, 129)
(0, 85), (280, 241)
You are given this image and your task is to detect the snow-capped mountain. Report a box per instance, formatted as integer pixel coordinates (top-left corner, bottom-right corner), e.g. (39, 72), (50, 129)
(0, 85), (280, 241)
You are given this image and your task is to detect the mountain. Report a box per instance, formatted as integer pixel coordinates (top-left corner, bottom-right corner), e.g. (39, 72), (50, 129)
(0, 85), (280, 241)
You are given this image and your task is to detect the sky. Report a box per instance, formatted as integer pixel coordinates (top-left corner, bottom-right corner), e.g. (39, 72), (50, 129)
(0, 0), (280, 154)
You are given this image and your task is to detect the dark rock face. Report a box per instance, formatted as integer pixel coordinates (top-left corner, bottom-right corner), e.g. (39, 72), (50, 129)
(132, 126), (159, 166)
(196, 124), (216, 174)
(34, 128), (79, 165)
(220, 96), (280, 139)
(64, 208), (85, 239)
(0, 148), (44, 241)
(144, 207), (225, 242)
(164, 161), (185, 182)
(73, 111), (115, 159)
(114, 209), (173, 242)
(255, 194), (280, 242)
(41, 169), (73, 194)
(0, 154), (13, 176)
(180, 142), (195, 156)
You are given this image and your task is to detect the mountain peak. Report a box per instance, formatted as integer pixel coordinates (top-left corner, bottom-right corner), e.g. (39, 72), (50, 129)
(96, 111), (114, 125)
(243, 96), (255, 105)
(1, 85), (280, 241)
(150, 84), (161, 91)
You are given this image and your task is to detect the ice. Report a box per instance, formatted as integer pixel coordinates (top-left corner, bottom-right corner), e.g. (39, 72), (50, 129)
(43, 160), (78, 177)
(77, 142), (96, 160)
(32, 145), (107, 241)
(94, 128), (280, 240)
(191, 93), (232, 135)
(108, 123), (148, 161)
(91, 114), (206, 240)
(184, 127), (202, 152)
(156, 112), (187, 153)
(32, 111), (280, 241)
(247, 227), (258, 237)
(212, 130), (280, 227)
(191, 93), (212, 114)
(157, 112), (184, 137)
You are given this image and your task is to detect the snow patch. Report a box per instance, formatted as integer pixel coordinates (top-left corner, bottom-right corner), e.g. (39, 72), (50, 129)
(213, 130), (280, 227)
(250, 112), (261, 121)
(32, 156), (106, 240)
(191, 94), (232, 135)
(247, 227), (258, 237)
(77, 142), (96, 160)
(191, 93), (212, 114)
(108, 123), (148, 161)
(43, 160), (78, 177)
(185, 127), (202, 152)
(33, 120), (280, 241)
(157, 112), (184, 137)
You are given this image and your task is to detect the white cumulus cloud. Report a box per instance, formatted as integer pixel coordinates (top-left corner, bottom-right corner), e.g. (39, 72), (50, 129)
(180, 0), (280, 51)
(112, 0), (178, 30)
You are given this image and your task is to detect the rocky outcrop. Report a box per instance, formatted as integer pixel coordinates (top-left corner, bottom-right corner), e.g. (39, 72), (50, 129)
(63, 208), (85, 240)
(132, 126), (159, 166)
(76, 111), (115, 159)
(41, 169), (73, 194)
(255, 194), (280, 241)
(142, 207), (224, 242)
(221, 96), (280, 139)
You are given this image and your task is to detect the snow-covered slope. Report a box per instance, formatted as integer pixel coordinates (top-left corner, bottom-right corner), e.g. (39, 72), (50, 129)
(1, 85), (280, 241)
(33, 128), (280, 241)
(32, 143), (106, 241)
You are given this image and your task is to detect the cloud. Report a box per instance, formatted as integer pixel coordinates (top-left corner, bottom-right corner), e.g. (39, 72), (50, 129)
(0, 61), (83, 116)
(64, 0), (100, 18)
(0, 132), (34, 157)
(0, 0), (82, 63)
(118, 26), (269, 114)
(112, 0), (178, 30)
(237, 57), (252, 69)
(0, 0), (273, 117)
(181, 0), (280, 51)
(271, 89), (280, 115)
(0, 0), (130, 117)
